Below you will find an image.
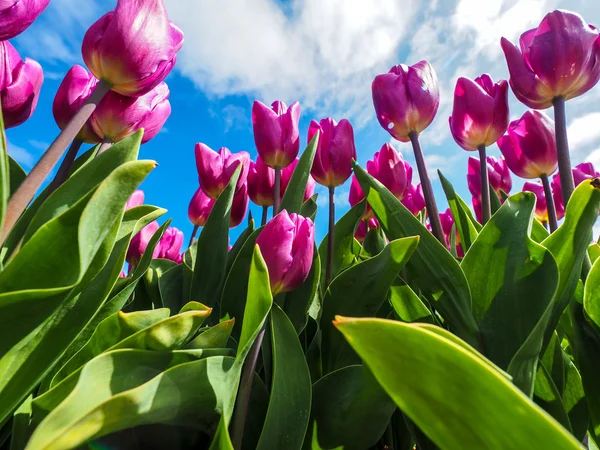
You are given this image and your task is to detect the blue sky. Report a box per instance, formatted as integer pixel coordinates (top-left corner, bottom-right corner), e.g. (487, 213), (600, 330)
(7, 0), (600, 244)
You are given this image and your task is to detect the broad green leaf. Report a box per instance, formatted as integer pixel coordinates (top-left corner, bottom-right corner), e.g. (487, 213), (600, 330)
(534, 361), (572, 432)
(532, 218), (550, 243)
(389, 282), (433, 323)
(256, 305), (311, 450)
(158, 263), (185, 312)
(361, 226), (387, 257)
(10, 394), (32, 450)
(7, 155), (26, 199)
(589, 243), (600, 263)
(280, 132), (319, 214)
(209, 417), (235, 450)
(305, 365), (396, 450)
(490, 183), (502, 215)
(584, 256), (600, 329)
(143, 258), (177, 309)
(0, 108), (8, 234)
(301, 194), (318, 221)
(283, 245), (320, 333)
(321, 237), (419, 373)
(354, 163), (478, 346)
(335, 318), (581, 450)
(185, 319), (235, 349)
(240, 374), (269, 450)
(225, 217), (255, 275)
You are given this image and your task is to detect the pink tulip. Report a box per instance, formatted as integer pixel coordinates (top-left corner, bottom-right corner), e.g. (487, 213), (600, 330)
(156, 226), (183, 263)
(354, 217), (379, 243)
(367, 143), (411, 200)
(127, 220), (160, 265)
(252, 100), (300, 169)
(280, 157), (316, 202)
(551, 162), (600, 219)
(248, 156), (275, 207)
(90, 81), (170, 144)
(256, 211), (315, 295)
(195, 144), (250, 199)
(0, 0), (49, 40)
(402, 183), (426, 215)
(372, 61), (440, 142)
(82, 0), (184, 97)
(497, 110), (557, 179)
(188, 187), (215, 227)
(522, 181), (550, 223)
(349, 174), (372, 220)
(125, 190), (145, 210)
(449, 74), (509, 151)
(230, 183), (249, 228)
(308, 118), (356, 188)
(437, 208), (463, 256)
(467, 156), (512, 199)
(0, 41), (43, 129)
(52, 65), (101, 143)
(501, 10), (600, 109)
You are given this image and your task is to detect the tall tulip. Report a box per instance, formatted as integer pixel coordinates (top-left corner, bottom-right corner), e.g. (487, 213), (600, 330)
(367, 144), (411, 201)
(523, 182), (551, 225)
(156, 227), (183, 264)
(0, 0), (49, 40)
(230, 184), (249, 228)
(188, 187), (215, 246)
(127, 221), (160, 265)
(372, 61), (444, 243)
(252, 100), (300, 168)
(501, 10), (600, 205)
(248, 157), (274, 209)
(195, 144), (250, 199)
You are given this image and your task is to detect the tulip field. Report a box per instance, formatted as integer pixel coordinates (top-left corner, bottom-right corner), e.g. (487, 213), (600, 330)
(2, 1), (600, 450)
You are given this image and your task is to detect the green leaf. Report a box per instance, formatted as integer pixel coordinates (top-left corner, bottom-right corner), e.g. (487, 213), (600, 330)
(144, 258), (177, 309)
(354, 162), (478, 345)
(256, 305), (311, 450)
(280, 132), (319, 214)
(531, 218), (550, 243)
(584, 256), (600, 329)
(10, 394), (32, 450)
(361, 226), (387, 257)
(589, 243), (600, 263)
(321, 237), (419, 373)
(0, 108), (8, 233)
(158, 263), (185, 312)
(283, 245), (320, 333)
(7, 155), (26, 199)
(209, 417), (235, 450)
(185, 318), (235, 349)
(389, 281), (433, 324)
(225, 218), (255, 275)
(335, 318), (581, 450)
(301, 194), (318, 221)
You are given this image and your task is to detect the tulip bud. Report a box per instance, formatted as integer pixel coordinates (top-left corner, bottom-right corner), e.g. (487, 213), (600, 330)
(248, 156), (275, 207)
(355, 218), (379, 243)
(402, 183), (426, 216)
(522, 182), (550, 223)
(367, 143), (411, 200)
(156, 227), (183, 264)
(501, 10), (600, 109)
(0, 41), (43, 129)
(125, 190), (145, 210)
(195, 144), (250, 199)
(467, 156), (512, 199)
(449, 74), (509, 151)
(280, 157), (316, 202)
(0, 0), (49, 40)
(53, 65), (101, 143)
(256, 211), (315, 295)
(230, 183), (249, 228)
(372, 61), (440, 142)
(497, 110), (557, 179)
(252, 100), (300, 169)
(82, 0), (184, 97)
(308, 118), (356, 188)
(90, 81), (170, 144)
(127, 220), (160, 265)
(188, 187), (215, 227)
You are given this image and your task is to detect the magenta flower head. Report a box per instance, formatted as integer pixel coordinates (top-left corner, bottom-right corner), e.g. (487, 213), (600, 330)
(82, 0), (184, 97)
(552, 162), (600, 219)
(501, 10), (600, 109)
(252, 100), (301, 169)
(281, 157), (316, 202)
(0, 41), (43, 129)
(248, 156), (274, 207)
(195, 144), (250, 199)
(156, 227), (183, 264)
(0, 0), (50, 40)
(467, 156), (513, 199)
(367, 143), (411, 200)
(308, 118), (356, 188)
(230, 183), (249, 228)
(53, 65), (101, 143)
(349, 175), (365, 207)
(90, 81), (170, 144)
(188, 187), (215, 227)
(402, 183), (426, 215)
(127, 220), (160, 265)
(449, 74), (509, 151)
(125, 190), (145, 210)
(372, 61), (440, 142)
(355, 218), (379, 243)
(497, 110), (557, 179)
(523, 181), (550, 223)
(256, 210), (315, 295)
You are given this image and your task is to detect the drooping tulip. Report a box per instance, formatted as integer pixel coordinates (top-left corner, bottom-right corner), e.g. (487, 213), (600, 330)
(52, 65), (101, 143)
(449, 74), (509, 151)
(188, 187), (215, 227)
(402, 184), (426, 215)
(252, 100), (300, 169)
(195, 144), (250, 199)
(125, 190), (145, 210)
(467, 156), (512, 199)
(372, 61), (440, 142)
(0, 0), (50, 40)
(500, 10), (600, 109)
(308, 118), (356, 188)
(230, 183), (249, 228)
(281, 157), (316, 202)
(127, 220), (160, 265)
(248, 156), (275, 207)
(89, 81), (170, 144)
(256, 211), (315, 295)
(82, 0), (184, 97)
(523, 182), (550, 223)
(366, 143), (411, 200)
(355, 218), (379, 243)
(497, 110), (557, 179)
(0, 41), (43, 129)
(156, 226), (183, 263)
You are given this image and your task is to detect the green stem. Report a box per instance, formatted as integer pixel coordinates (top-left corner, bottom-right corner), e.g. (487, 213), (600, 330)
(326, 186), (335, 286)
(477, 145), (491, 225)
(44, 139), (83, 198)
(188, 224), (199, 248)
(552, 96), (575, 206)
(261, 206), (268, 227)
(540, 174), (558, 232)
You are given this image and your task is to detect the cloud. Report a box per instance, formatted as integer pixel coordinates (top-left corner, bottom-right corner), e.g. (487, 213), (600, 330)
(567, 112), (600, 153)
(28, 140), (50, 151)
(7, 142), (35, 169)
(220, 105), (251, 134)
(315, 185), (350, 210)
(423, 153), (464, 181)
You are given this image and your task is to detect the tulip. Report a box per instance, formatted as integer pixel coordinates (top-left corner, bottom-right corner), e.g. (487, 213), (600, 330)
(125, 190), (145, 210)
(402, 183), (426, 216)
(281, 157), (316, 203)
(188, 187), (215, 227)
(252, 100), (300, 169)
(552, 162), (600, 220)
(309, 118), (356, 188)
(195, 144), (250, 199)
(82, 0), (184, 97)
(0, 41), (43, 129)
(467, 156), (512, 200)
(523, 182), (550, 224)
(367, 143), (411, 200)
(248, 156), (275, 208)
(256, 211), (315, 295)
(0, 0), (49, 40)
(127, 220), (160, 265)
(355, 218), (379, 243)
(156, 227), (183, 264)
(230, 183), (249, 228)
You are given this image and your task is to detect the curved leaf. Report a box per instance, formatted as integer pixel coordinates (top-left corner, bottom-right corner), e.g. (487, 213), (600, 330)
(280, 132), (319, 214)
(283, 245), (320, 333)
(584, 256), (600, 329)
(185, 319), (235, 350)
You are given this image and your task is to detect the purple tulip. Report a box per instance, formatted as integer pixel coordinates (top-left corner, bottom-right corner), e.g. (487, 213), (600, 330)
(252, 100), (300, 169)
(248, 156), (275, 207)
(467, 156), (512, 199)
(367, 143), (411, 200)
(52, 65), (101, 143)
(497, 110), (557, 179)
(522, 181), (550, 223)
(230, 183), (249, 228)
(308, 118), (356, 188)
(125, 190), (145, 210)
(0, 0), (49, 40)
(281, 157), (316, 202)
(188, 187), (215, 227)
(372, 61), (440, 142)
(127, 220), (160, 265)
(194, 144), (250, 199)
(0, 41), (43, 129)
(90, 81), (170, 144)
(156, 226), (183, 264)
(551, 162), (600, 219)
(401, 183), (426, 215)
(355, 217), (379, 243)
(449, 74), (509, 151)
(501, 10), (600, 109)
(82, 0), (184, 97)
(256, 210), (315, 295)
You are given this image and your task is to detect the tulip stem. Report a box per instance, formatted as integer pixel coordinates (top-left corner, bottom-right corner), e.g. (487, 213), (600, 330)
(273, 167), (281, 215)
(97, 139), (113, 156)
(45, 139), (83, 198)
(326, 186), (335, 286)
(0, 80), (111, 244)
(261, 206), (269, 227)
(189, 225), (199, 248)
(477, 145), (491, 225)
(553, 96), (575, 206)
(408, 131), (445, 244)
(540, 174), (558, 232)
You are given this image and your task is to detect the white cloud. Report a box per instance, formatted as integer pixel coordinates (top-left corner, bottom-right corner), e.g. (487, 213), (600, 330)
(28, 140), (50, 151)
(567, 112), (600, 152)
(423, 153), (464, 181)
(584, 148), (600, 168)
(7, 142), (35, 169)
